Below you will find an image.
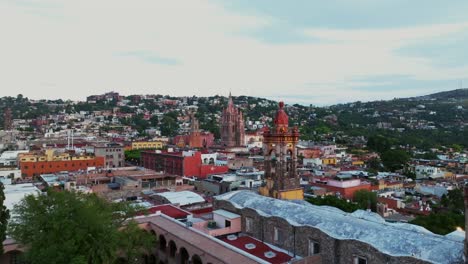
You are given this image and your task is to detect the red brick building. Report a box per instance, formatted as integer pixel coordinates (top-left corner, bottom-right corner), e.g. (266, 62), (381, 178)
(141, 151), (228, 179)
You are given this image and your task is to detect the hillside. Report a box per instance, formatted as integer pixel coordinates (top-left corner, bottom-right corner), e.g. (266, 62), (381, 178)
(0, 89), (467, 149)
(415, 88), (468, 100)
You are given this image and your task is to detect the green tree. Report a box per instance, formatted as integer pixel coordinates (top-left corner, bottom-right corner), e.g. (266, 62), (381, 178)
(451, 144), (463, 153)
(0, 183), (10, 255)
(440, 189), (464, 214)
(366, 157), (383, 173)
(353, 190), (377, 212)
(307, 195), (361, 213)
(160, 111), (179, 137)
(410, 212), (464, 235)
(367, 135), (393, 153)
(380, 149), (410, 172)
(8, 190), (155, 264)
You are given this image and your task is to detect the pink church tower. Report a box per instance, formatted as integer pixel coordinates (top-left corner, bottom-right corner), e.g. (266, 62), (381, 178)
(220, 93), (245, 147)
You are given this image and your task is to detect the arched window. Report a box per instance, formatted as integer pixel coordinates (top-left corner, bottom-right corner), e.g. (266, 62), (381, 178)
(192, 254), (203, 264)
(159, 235), (167, 251)
(149, 254), (157, 264)
(179, 247), (189, 264)
(169, 240), (177, 258)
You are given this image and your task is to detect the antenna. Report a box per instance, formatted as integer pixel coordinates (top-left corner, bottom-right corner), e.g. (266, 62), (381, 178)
(67, 130), (70, 150)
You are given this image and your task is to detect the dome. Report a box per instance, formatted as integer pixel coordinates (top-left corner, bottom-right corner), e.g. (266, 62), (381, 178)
(274, 101), (289, 127)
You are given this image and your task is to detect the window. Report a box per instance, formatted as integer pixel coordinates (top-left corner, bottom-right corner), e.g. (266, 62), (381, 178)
(273, 227), (282, 242)
(353, 256), (367, 264)
(225, 220), (231, 228)
(245, 217), (253, 232)
(308, 240), (320, 255)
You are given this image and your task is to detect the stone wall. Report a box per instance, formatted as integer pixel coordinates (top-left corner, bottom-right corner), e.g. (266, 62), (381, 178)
(214, 199), (432, 264)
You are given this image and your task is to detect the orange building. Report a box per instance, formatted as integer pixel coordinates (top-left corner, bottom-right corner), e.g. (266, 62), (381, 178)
(19, 150), (104, 178)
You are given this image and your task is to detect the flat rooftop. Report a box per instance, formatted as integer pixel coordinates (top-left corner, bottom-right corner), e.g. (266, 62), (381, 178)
(220, 235), (293, 264)
(4, 183), (40, 210)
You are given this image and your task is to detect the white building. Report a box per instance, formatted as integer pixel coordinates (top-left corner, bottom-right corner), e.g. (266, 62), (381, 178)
(415, 165), (445, 179)
(0, 150), (29, 166)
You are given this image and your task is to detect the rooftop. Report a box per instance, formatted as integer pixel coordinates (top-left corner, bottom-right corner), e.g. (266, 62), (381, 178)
(4, 183), (40, 211)
(220, 235), (293, 264)
(213, 209), (241, 219)
(156, 191), (205, 206)
(138, 204), (191, 219)
(216, 190), (464, 264)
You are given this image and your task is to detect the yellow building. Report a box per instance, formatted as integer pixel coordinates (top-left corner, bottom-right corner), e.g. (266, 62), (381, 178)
(131, 141), (165, 150)
(322, 158), (337, 165)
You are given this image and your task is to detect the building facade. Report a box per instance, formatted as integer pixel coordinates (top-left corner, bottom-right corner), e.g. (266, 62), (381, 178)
(131, 141), (165, 150)
(141, 151), (228, 179)
(19, 151), (104, 178)
(93, 143), (124, 168)
(220, 94), (245, 147)
(259, 102), (303, 200)
(215, 191), (463, 264)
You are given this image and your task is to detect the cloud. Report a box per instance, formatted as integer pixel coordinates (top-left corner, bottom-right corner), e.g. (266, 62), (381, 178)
(0, 0), (468, 105)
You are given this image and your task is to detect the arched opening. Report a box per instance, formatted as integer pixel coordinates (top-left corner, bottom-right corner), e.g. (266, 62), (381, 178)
(192, 254), (203, 264)
(149, 230), (159, 254)
(179, 247), (190, 264)
(209, 158), (214, 164)
(115, 258), (126, 264)
(169, 240), (177, 258)
(159, 234), (167, 251)
(5, 250), (25, 264)
(149, 254), (157, 264)
(203, 158), (208, 164)
(142, 254), (149, 264)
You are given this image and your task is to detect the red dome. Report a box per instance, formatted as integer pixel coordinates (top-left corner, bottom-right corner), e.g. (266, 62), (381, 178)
(274, 101), (289, 126)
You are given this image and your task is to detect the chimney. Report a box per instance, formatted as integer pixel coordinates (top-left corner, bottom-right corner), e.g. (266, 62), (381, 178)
(464, 184), (468, 263)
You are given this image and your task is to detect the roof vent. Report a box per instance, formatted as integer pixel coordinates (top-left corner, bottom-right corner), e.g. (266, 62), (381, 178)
(245, 243), (256, 250)
(227, 235), (237, 241)
(264, 251), (276, 259)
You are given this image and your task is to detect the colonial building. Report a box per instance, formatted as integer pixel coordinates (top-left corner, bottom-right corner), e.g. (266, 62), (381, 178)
(214, 190), (464, 264)
(173, 114), (214, 148)
(259, 102), (303, 200)
(141, 150), (229, 179)
(220, 94), (245, 147)
(18, 150), (105, 178)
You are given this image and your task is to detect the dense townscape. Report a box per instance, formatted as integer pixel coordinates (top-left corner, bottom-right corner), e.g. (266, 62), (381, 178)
(0, 90), (467, 263)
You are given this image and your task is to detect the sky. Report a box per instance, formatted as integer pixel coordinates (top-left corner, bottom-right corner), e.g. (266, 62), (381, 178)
(1, 0), (468, 105)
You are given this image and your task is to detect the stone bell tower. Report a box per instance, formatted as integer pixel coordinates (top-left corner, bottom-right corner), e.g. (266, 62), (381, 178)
(259, 102), (303, 200)
(189, 113), (202, 148)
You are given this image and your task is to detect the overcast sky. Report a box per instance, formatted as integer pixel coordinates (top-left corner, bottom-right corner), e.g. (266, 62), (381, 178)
(1, 0), (468, 105)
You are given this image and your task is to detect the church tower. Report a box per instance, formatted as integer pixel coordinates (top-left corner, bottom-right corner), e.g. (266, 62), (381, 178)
(220, 93), (245, 147)
(259, 102), (303, 200)
(189, 114), (202, 148)
(4, 107), (12, 131)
